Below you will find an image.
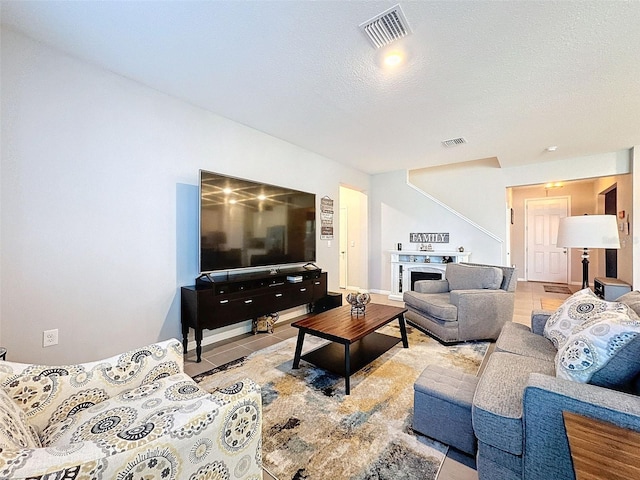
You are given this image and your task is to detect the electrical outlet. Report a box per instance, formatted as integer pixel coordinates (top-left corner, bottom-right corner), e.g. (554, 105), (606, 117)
(43, 329), (58, 347)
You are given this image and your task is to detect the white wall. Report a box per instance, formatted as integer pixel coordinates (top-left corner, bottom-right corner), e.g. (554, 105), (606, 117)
(0, 28), (369, 363)
(369, 170), (504, 294)
(368, 153), (635, 292)
(633, 146), (640, 288)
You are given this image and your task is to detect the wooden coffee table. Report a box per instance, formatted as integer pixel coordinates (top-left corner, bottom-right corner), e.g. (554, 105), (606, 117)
(291, 303), (409, 394)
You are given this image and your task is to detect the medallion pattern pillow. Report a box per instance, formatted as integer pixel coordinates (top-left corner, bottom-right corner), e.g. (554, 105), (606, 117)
(555, 306), (640, 384)
(543, 288), (629, 349)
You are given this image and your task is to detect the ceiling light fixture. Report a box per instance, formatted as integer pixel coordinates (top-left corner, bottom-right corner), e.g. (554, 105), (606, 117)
(546, 146), (558, 152)
(384, 52), (403, 67)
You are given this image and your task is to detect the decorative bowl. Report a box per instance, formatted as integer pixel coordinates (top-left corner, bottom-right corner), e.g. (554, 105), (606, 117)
(345, 291), (371, 317)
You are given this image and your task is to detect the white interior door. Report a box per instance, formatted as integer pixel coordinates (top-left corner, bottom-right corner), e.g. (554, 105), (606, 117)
(339, 207), (348, 288)
(526, 197), (569, 283)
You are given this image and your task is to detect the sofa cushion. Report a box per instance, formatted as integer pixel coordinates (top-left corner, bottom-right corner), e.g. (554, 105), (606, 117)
(473, 352), (555, 455)
(616, 290), (640, 316)
(495, 322), (557, 362)
(40, 373), (261, 455)
(0, 387), (41, 450)
(556, 307), (640, 389)
(445, 263), (503, 291)
(0, 339), (183, 432)
(542, 288), (629, 349)
(403, 291), (457, 321)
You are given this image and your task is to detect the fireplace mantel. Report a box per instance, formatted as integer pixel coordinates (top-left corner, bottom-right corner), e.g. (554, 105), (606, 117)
(388, 250), (472, 301)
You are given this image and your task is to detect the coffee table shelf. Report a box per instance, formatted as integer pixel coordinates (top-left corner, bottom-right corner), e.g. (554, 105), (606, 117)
(300, 332), (401, 377)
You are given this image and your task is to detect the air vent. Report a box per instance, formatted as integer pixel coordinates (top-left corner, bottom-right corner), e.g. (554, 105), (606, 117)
(360, 4), (412, 49)
(442, 137), (467, 148)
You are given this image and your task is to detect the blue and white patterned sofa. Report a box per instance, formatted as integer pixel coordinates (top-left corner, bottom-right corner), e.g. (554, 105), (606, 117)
(0, 338), (262, 480)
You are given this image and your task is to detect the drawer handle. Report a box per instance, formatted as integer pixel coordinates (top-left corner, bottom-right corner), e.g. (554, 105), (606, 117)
(275, 293), (283, 297)
(300, 288), (307, 292)
(269, 282), (285, 287)
(314, 281), (320, 285)
(219, 299), (229, 304)
(244, 299), (253, 304)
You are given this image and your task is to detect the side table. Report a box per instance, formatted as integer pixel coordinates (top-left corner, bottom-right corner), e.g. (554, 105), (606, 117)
(563, 410), (640, 479)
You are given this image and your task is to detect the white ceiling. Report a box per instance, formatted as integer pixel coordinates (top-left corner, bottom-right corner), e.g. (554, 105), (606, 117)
(2, 1), (640, 174)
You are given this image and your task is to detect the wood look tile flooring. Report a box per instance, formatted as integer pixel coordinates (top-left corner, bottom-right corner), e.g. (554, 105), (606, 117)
(184, 281), (571, 480)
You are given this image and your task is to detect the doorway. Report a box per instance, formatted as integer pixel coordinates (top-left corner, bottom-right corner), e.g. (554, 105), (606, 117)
(339, 186), (368, 291)
(525, 197), (569, 283)
(604, 188), (617, 278)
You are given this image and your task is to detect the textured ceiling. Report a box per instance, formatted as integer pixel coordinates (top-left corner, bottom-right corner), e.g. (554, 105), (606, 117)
(2, 1), (640, 174)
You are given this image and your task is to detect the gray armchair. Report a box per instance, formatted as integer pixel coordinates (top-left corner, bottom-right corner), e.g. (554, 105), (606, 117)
(403, 262), (517, 343)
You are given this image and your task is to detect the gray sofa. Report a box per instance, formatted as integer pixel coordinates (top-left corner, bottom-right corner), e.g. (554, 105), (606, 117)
(404, 263), (517, 343)
(473, 290), (640, 480)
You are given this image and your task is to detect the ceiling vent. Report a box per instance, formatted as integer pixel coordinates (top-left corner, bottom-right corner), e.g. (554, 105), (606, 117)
(360, 4), (412, 49)
(442, 137), (467, 148)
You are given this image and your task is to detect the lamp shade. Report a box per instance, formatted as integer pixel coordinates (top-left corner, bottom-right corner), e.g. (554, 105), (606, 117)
(556, 215), (620, 249)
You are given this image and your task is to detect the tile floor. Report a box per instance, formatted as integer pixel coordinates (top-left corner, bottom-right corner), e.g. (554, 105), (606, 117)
(184, 281), (572, 480)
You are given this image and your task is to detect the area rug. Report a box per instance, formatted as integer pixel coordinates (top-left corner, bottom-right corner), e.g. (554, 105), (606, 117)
(543, 284), (572, 294)
(194, 323), (488, 480)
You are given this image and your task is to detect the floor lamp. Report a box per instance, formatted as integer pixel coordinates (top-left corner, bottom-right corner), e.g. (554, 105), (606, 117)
(556, 215), (621, 289)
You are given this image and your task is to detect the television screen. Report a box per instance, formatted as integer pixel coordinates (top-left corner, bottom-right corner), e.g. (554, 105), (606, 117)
(199, 170), (316, 272)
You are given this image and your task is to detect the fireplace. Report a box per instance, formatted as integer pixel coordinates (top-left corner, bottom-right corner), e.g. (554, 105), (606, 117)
(411, 271), (443, 290)
(388, 250), (471, 301)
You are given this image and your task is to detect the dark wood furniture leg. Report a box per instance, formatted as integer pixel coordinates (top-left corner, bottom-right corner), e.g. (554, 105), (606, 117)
(292, 330), (306, 369)
(344, 342), (351, 395)
(182, 324), (189, 355)
(398, 314), (409, 348)
(195, 328), (203, 363)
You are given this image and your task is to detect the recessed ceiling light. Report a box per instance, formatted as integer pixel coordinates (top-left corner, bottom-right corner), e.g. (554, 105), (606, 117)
(384, 52), (403, 67)
(546, 146), (558, 152)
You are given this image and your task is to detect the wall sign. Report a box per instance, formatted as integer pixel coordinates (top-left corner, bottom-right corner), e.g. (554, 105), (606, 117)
(320, 196), (334, 240)
(409, 232), (449, 243)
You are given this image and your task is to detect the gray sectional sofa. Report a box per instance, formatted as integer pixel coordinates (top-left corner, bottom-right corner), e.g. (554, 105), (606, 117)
(472, 289), (640, 480)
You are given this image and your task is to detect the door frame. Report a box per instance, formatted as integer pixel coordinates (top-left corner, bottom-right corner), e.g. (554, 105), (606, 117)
(339, 206), (348, 289)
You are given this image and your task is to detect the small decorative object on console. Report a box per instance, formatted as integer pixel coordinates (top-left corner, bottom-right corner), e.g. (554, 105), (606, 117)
(252, 312), (279, 334)
(346, 292), (371, 317)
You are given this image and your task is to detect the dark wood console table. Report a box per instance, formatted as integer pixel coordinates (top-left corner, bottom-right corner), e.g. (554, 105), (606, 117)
(181, 268), (327, 362)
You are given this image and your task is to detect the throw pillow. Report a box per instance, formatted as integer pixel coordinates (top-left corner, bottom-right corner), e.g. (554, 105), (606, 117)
(543, 288), (629, 349)
(555, 306), (640, 385)
(615, 290), (640, 317)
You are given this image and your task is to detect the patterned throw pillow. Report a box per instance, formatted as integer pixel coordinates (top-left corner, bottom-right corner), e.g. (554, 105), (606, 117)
(556, 307), (640, 385)
(0, 387), (41, 450)
(543, 288), (629, 349)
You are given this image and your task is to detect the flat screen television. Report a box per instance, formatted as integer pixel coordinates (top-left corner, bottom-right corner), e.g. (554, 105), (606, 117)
(199, 170), (316, 272)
